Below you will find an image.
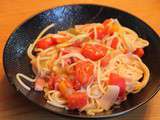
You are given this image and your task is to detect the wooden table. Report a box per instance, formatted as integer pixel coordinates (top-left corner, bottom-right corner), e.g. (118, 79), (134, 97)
(0, 0), (160, 120)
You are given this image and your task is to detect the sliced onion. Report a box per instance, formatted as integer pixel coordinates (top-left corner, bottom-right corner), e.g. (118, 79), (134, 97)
(97, 85), (119, 111)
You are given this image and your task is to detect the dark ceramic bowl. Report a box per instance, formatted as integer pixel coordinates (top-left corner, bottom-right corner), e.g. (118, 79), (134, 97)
(3, 4), (160, 119)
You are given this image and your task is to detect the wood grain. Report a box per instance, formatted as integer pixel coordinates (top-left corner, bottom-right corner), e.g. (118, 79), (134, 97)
(0, 0), (160, 120)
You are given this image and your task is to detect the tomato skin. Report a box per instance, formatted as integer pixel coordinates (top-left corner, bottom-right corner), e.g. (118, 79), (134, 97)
(108, 73), (126, 98)
(67, 92), (88, 109)
(133, 48), (144, 57)
(36, 37), (57, 49)
(74, 61), (94, 87)
(81, 43), (107, 61)
(59, 79), (74, 98)
(111, 37), (119, 49)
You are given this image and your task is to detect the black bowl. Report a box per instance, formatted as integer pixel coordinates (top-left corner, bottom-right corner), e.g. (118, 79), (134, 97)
(3, 4), (160, 119)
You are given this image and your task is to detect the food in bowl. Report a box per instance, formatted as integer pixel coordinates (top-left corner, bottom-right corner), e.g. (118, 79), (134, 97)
(16, 18), (149, 115)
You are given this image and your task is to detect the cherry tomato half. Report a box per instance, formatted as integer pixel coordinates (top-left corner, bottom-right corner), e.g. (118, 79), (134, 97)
(133, 48), (144, 57)
(74, 61), (94, 87)
(108, 73), (126, 99)
(36, 37), (57, 49)
(81, 43), (107, 61)
(67, 92), (88, 109)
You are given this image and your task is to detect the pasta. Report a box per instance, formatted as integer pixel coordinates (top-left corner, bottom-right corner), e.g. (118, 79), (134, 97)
(16, 18), (150, 115)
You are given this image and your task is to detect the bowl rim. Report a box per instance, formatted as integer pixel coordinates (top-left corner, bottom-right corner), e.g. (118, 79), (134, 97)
(3, 3), (160, 119)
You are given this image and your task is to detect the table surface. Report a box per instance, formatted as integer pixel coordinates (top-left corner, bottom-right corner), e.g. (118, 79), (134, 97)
(0, 0), (160, 120)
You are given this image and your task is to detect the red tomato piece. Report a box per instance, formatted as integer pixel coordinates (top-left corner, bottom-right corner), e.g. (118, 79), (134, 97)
(71, 79), (81, 90)
(97, 28), (110, 40)
(103, 18), (119, 34)
(111, 37), (119, 49)
(89, 30), (94, 39)
(71, 40), (83, 47)
(133, 48), (144, 57)
(108, 73), (126, 98)
(67, 92), (88, 109)
(100, 54), (111, 67)
(48, 75), (60, 90)
(81, 43), (107, 61)
(89, 27), (111, 40)
(35, 78), (46, 91)
(102, 18), (113, 27)
(74, 61), (94, 87)
(36, 37), (57, 49)
(59, 79), (74, 98)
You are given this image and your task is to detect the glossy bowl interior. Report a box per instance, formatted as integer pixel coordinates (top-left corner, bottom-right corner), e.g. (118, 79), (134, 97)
(3, 4), (160, 118)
